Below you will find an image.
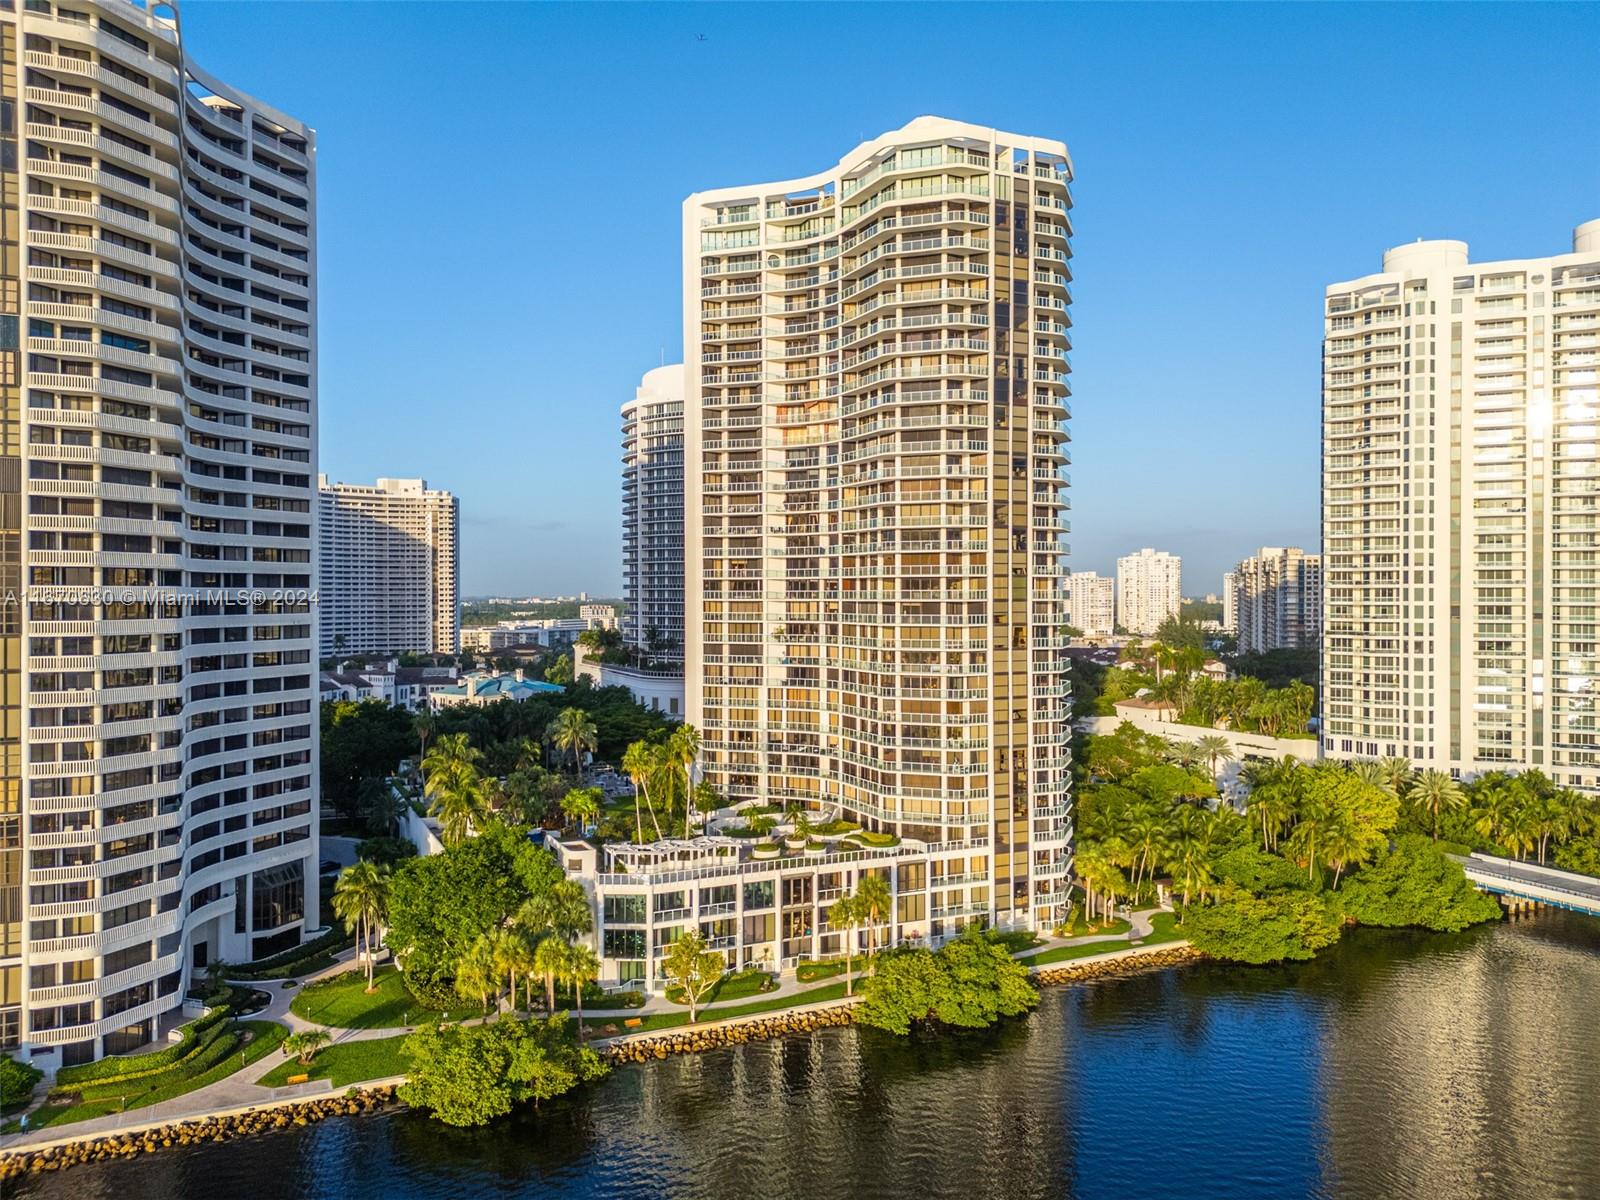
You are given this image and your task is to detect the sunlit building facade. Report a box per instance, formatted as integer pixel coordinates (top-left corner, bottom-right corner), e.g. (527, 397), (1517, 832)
(1322, 221), (1600, 785)
(1, 0), (319, 1064)
(663, 115), (1075, 960)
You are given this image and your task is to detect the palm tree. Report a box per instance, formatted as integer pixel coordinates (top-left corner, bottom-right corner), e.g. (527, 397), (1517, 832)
(422, 731), (480, 779)
(828, 893), (864, 995)
(1166, 805), (1215, 906)
(413, 710), (436, 766)
(1244, 759), (1299, 852)
(1471, 782), (1516, 849)
(548, 708), (598, 778)
(855, 872), (893, 954)
(490, 927), (536, 1018)
(669, 724), (703, 838)
(1408, 769), (1466, 839)
(621, 740), (659, 842)
(426, 762), (488, 847)
(455, 934), (499, 1014)
(331, 860), (390, 992)
(563, 943), (601, 1038)
(1164, 740), (1204, 771)
(1195, 734), (1234, 781)
(533, 935), (569, 1013)
(1348, 759), (1387, 791)
(282, 1029), (331, 1066)
(1378, 756), (1414, 799)
(1322, 817), (1366, 889)
(519, 878), (594, 944)
(1501, 802), (1540, 860)
(1284, 794), (1336, 884)
(1126, 804), (1170, 895)
(1074, 845), (1119, 922)
(513, 737), (543, 772)
(561, 786), (602, 834)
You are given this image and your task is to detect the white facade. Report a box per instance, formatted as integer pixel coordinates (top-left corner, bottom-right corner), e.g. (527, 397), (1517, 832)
(318, 476), (459, 657)
(1229, 547), (1321, 653)
(1116, 548), (1182, 635)
(1221, 571), (1238, 633)
(1322, 221), (1600, 785)
(2, 0), (320, 1063)
(622, 365), (684, 664)
(1067, 571), (1114, 637)
(678, 115), (1076, 951)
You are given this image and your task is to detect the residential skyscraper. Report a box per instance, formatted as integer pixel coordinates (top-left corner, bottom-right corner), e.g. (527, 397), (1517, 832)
(2, 0), (319, 1064)
(1322, 221), (1600, 783)
(318, 477), (459, 657)
(556, 117), (1078, 987)
(1229, 547), (1321, 653)
(1067, 571), (1114, 637)
(621, 364), (685, 663)
(1221, 570), (1239, 633)
(1116, 548), (1181, 635)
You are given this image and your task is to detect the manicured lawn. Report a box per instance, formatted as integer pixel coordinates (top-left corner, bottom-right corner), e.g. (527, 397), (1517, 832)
(289, 966), (475, 1029)
(1066, 916), (1130, 939)
(665, 968), (774, 1007)
(257, 1033), (410, 1089)
(24, 1021), (287, 1130)
(580, 981), (852, 1037)
(1134, 911), (1185, 945)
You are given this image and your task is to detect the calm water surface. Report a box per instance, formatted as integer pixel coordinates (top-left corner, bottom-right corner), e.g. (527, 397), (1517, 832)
(14, 910), (1600, 1200)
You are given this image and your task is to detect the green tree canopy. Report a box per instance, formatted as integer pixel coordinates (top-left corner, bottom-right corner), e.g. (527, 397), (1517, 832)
(1182, 885), (1343, 964)
(385, 822), (563, 990)
(320, 699), (417, 821)
(856, 930), (1037, 1035)
(1339, 836), (1502, 932)
(399, 1014), (606, 1127)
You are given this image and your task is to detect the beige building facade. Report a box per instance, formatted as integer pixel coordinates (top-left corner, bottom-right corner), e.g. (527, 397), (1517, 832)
(669, 116), (1075, 958)
(1229, 546), (1321, 653)
(1067, 570), (1114, 637)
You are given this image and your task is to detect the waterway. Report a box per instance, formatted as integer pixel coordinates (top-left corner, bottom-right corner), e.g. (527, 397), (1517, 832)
(13, 909), (1600, 1200)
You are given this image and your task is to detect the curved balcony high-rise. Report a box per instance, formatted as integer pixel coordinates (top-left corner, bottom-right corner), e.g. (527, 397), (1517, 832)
(684, 117), (1074, 932)
(0, 0), (318, 1065)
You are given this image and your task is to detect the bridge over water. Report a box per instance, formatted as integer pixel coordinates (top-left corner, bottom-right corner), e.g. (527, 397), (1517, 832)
(1458, 853), (1600, 917)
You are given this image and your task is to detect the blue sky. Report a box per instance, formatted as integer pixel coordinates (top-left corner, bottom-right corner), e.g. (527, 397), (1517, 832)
(181, 1), (1598, 599)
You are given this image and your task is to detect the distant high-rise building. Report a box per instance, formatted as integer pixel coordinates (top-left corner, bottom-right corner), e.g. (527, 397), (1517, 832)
(1228, 547), (1321, 653)
(1222, 571), (1239, 633)
(1116, 548), (1182, 635)
(1322, 221), (1600, 781)
(1, 0), (319, 1065)
(319, 477), (459, 656)
(1068, 572), (1115, 637)
(621, 365), (685, 663)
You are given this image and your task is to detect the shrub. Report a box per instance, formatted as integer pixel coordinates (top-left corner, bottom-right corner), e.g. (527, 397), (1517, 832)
(0, 1055), (42, 1108)
(856, 929), (1037, 1036)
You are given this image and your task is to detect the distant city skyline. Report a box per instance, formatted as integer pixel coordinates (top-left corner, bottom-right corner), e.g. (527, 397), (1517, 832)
(178, 2), (1597, 595)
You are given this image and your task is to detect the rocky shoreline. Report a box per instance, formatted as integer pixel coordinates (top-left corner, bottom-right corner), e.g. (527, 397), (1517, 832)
(604, 1004), (857, 1064)
(0, 1085), (398, 1183)
(1033, 944), (1205, 986)
(0, 941), (1203, 1179)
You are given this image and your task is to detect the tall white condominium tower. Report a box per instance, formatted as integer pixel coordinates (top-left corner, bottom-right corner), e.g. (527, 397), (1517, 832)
(1322, 221), (1600, 783)
(0, 0), (319, 1064)
(679, 115), (1075, 936)
(1067, 571), (1114, 637)
(1221, 570), (1238, 633)
(1229, 547), (1321, 653)
(1116, 548), (1181, 635)
(621, 364), (685, 663)
(318, 477), (459, 657)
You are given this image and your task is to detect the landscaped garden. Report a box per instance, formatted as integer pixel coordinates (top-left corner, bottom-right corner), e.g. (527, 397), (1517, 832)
(21, 1008), (286, 1130)
(289, 966), (476, 1029)
(257, 1033), (409, 1089)
(664, 966), (773, 1006)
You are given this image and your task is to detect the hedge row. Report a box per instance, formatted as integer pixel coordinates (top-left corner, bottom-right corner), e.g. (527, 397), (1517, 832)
(227, 927), (352, 980)
(54, 1003), (233, 1087)
(73, 1026), (238, 1102)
